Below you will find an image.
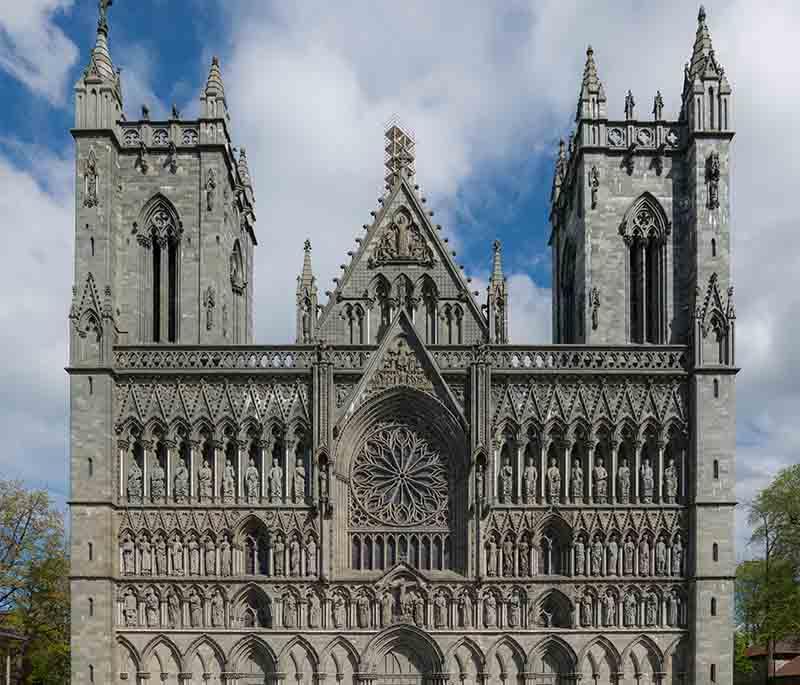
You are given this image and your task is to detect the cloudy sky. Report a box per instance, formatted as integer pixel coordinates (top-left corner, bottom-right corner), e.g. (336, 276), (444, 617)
(0, 0), (797, 557)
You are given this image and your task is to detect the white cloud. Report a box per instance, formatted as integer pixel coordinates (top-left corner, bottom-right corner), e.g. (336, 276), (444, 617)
(0, 0), (78, 104)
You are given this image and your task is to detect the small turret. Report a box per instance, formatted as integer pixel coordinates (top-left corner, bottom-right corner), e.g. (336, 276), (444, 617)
(486, 240), (509, 344)
(296, 239), (318, 343)
(201, 55), (229, 121)
(575, 45), (607, 121)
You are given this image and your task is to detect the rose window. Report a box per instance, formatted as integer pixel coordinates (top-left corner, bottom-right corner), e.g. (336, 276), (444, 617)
(351, 423), (448, 527)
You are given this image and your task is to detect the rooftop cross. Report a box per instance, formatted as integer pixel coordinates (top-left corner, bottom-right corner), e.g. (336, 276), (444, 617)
(384, 124), (415, 187)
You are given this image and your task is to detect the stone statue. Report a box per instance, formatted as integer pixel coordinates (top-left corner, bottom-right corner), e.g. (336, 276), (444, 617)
(189, 537), (200, 576)
(603, 592), (616, 627)
(668, 591), (679, 626)
(618, 457), (631, 504)
(174, 458), (189, 503)
(547, 457), (561, 504)
(656, 537), (667, 575)
(640, 456), (654, 503)
(289, 538), (301, 576)
(459, 593), (473, 628)
(646, 593), (658, 626)
(269, 458), (283, 503)
(140, 538), (152, 575)
(357, 595), (371, 627)
(672, 537), (683, 575)
(581, 596), (593, 626)
(189, 590), (203, 628)
(121, 534), (135, 575)
(171, 537), (184, 576)
(305, 538), (317, 576)
(413, 598), (425, 628)
(198, 459), (213, 502)
(607, 538), (619, 575)
(639, 539), (651, 576)
(284, 595), (296, 628)
(204, 537), (216, 576)
(293, 457), (306, 504)
(591, 538), (604, 576)
(308, 595), (321, 628)
(574, 537), (585, 576)
(167, 590), (180, 628)
(486, 538), (498, 576)
(150, 459), (166, 502)
(274, 537), (285, 575)
(624, 593), (637, 626)
(500, 455), (513, 504)
(211, 593), (224, 627)
(381, 592), (394, 627)
(220, 536), (232, 576)
(319, 463), (329, 499)
(476, 464), (485, 503)
(508, 594), (521, 628)
(155, 535), (167, 576)
(127, 459), (142, 503)
(518, 539), (530, 576)
(483, 594), (497, 628)
(571, 457), (584, 502)
(222, 458), (236, 502)
(333, 596), (346, 628)
(523, 456), (537, 504)
(145, 589), (159, 627)
(593, 456), (608, 503)
(434, 594), (447, 627)
(664, 457), (678, 503)
(124, 590), (138, 627)
(624, 537), (635, 575)
(245, 457), (260, 503)
(503, 538), (514, 576)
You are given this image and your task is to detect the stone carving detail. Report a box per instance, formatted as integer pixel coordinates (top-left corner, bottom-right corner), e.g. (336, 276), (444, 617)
(136, 141), (149, 173)
(371, 207), (434, 266)
(664, 457), (678, 504)
(222, 458), (236, 502)
(707, 151), (721, 209)
(245, 458), (260, 503)
(269, 458), (283, 503)
(571, 458), (584, 503)
(293, 457), (306, 504)
(640, 457), (654, 504)
(547, 457), (561, 504)
(127, 459), (142, 503)
(84, 148), (99, 208)
(618, 458), (631, 504)
(523, 457), (537, 504)
(590, 287), (600, 331)
(150, 458), (166, 502)
(369, 335), (433, 396)
(593, 456), (608, 503)
(206, 168), (217, 212)
(174, 458), (189, 503)
(198, 459), (213, 502)
(500, 456), (514, 504)
(589, 165), (599, 209)
(351, 422), (448, 527)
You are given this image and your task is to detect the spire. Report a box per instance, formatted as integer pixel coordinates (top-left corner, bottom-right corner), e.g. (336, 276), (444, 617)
(87, 0), (116, 82)
(238, 148), (252, 188)
(576, 45), (607, 121)
(490, 240), (505, 285)
(300, 239), (315, 286)
(384, 124), (416, 187)
(296, 239), (318, 344)
(688, 5), (715, 80)
(205, 56), (226, 99)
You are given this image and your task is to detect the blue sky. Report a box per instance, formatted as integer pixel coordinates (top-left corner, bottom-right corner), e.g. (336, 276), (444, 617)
(0, 0), (798, 559)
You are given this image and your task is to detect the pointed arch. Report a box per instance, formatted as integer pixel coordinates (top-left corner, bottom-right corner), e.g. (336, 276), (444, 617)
(578, 635), (621, 675)
(183, 635), (225, 674)
(620, 634), (663, 676)
(362, 624), (444, 674)
(75, 309), (102, 363)
(141, 634), (183, 674)
(321, 635), (361, 674)
(278, 634), (320, 673)
(487, 635), (526, 678)
(229, 634), (277, 674)
(445, 636), (486, 674)
(527, 635), (578, 675)
(117, 636), (141, 677)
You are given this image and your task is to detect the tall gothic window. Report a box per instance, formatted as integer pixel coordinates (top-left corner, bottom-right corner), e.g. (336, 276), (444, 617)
(421, 278), (438, 344)
(621, 194), (668, 343)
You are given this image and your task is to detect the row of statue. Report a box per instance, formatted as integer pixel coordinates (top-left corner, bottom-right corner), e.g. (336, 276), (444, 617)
(119, 531), (318, 578)
(126, 455), (317, 504)
(119, 585), (685, 630)
(485, 534), (683, 577)
(495, 455), (680, 505)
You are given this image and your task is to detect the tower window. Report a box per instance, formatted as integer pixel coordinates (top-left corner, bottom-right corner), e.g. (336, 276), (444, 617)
(711, 664), (717, 682)
(713, 378), (719, 398)
(88, 376), (93, 395)
(90, 236), (95, 257)
(89, 664), (95, 683)
(713, 542), (719, 561)
(89, 598), (94, 617)
(713, 459), (720, 479)
(88, 458), (93, 478)
(711, 238), (717, 257)
(711, 597), (717, 616)
(88, 541), (93, 561)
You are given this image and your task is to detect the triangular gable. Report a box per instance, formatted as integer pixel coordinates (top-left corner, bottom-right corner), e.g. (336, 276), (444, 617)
(338, 309), (465, 425)
(374, 560), (431, 588)
(316, 178), (487, 341)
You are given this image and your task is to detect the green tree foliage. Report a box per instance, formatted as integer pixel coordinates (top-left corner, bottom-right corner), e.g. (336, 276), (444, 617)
(0, 480), (69, 684)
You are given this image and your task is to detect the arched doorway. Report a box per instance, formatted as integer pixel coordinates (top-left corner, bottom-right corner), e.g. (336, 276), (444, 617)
(362, 626), (444, 685)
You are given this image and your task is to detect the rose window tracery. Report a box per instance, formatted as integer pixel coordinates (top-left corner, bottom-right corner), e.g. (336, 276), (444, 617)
(351, 423), (448, 527)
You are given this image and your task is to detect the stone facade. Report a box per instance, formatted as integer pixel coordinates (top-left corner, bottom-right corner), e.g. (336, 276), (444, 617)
(68, 5), (736, 685)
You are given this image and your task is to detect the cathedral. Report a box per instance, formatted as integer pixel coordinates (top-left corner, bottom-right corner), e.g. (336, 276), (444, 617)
(68, 3), (736, 684)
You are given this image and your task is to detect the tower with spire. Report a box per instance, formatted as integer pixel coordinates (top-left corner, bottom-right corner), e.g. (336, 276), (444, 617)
(486, 240), (508, 344)
(296, 239), (318, 343)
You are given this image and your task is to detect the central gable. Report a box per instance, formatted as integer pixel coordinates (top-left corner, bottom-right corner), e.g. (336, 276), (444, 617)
(316, 176), (487, 345)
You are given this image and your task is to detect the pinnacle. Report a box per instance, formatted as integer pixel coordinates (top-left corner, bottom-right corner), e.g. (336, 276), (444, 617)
(238, 148), (252, 187)
(299, 239), (315, 287)
(205, 55), (225, 98)
(490, 240), (504, 284)
(87, 2), (116, 83)
(688, 4), (716, 80)
(580, 44), (602, 92)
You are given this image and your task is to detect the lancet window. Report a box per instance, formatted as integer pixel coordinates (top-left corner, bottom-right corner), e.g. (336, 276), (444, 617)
(230, 240), (247, 344)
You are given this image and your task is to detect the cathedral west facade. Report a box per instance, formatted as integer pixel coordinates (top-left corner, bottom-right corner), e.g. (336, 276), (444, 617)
(68, 4), (736, 684)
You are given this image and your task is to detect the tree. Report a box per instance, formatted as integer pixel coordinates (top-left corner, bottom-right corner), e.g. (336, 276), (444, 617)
(752, 464), (800, 575)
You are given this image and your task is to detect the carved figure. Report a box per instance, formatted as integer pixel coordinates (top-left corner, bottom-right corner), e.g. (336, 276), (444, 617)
(656, 537), (667, 575)
(220, 535), (232, 576)
(189, 590), (203, 628)
(571, 457), (584, 502)
(274, 537), (285, 575)
(121, 534), (135, 575)
(459, 593), (473, 628)
(707, 151), (721, 210)
(245, 458), (260, 503)
(167, 590), (180, 628)
(333, 596), (346, 628)
(523, 456), (537, 504)
(508, 594), (521, 628)
(603, 592), (616, 627)
(124, 590), (138, 627)
(155, 536), (167, 576)
(171, 537), (184, 576)
(640, 456), (654, 503)
(518, 539), (530, 576)
(222, 458), (236, 502)
(483, 594), (497, 628)
(127, 459), (142, 503)
(618, 457), (631, 504)
(434, 594), (447, 627)
(646, 593), (658, 626)
(269, 458), (283, 503)
(144, 589), (159, 627)
(591, 538), (604, 576)
(357, 595), (371, 628)
(668, 591), (679, 626)
(589, 165), (599, 209)
(500, 455), (513, 504)
(293, 457), (306, 504)
(206, 168), (217, 212)
(486, 538), (498, 576)
(503, 538), (514, 576)
(289, 538), (301, 576)
(284, 595), (296, 628)
(574, 538), (585, 575)
(189, 537), (200, 576)
(173, 458), (189, 502)
(581, 596), (593, 626)
(607, 538), (619, 575)
(624, 537), (635, 575)
(672, 537), (684, 575)
(140, 538), (152, 575)
(664, 457), (678, 503)
(305, 538), (317, 576)
(204, 537), (216, 576)
(198, 459), (213, 502)
(624, 593), (637, 627)
(547, 457), (561, 504)
(84, 149), (99, 208)
(593, 456), (608, 503)
(309, 595), (321, 628)
(149, 458), (165, 501)
(476, 464), (485, 503)
(381, 592), (394, 627)
(211, 592), (224, 627)
(639, 539), (651, 576)
(319, 463), (329, 499)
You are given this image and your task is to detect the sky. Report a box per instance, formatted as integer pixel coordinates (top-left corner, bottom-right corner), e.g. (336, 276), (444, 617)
(0, 0), (798, 559)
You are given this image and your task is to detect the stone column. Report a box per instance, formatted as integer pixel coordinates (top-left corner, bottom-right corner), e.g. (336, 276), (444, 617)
(188, 441), (196, 501)
(634, 440), (642, 504)
(118, 440), (128, 501)
(212, 440), (221, 503)
(610, 439), (619, 503)
(657, 440), (665, 504)
(563, 440), (572, 505)
(587, 441), (596, 504)
(158, 238), (169, 342)
(516, 442), (524, 502)
(237, 443), (244, 503)
(142, 440), (151, 502)
(539, 441), (547, 501)
(165, 440), (174, 500)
